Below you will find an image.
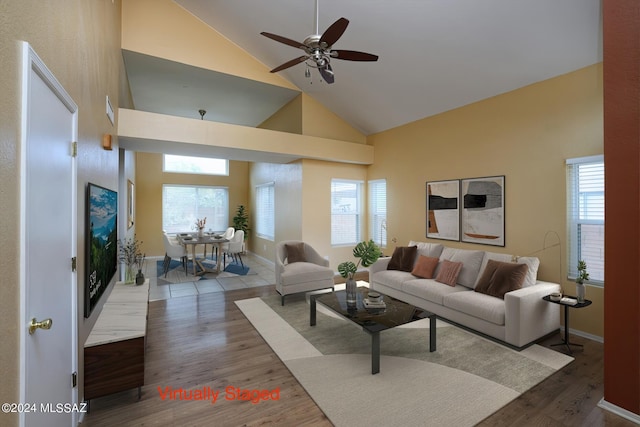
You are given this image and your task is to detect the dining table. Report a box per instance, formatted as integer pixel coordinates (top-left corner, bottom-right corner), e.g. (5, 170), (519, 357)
(176, 233), (229, 276)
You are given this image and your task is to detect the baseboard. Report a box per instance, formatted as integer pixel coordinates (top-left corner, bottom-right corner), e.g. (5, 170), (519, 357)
(250, 251), (275, 268)
(598, 398), (640, 424)
(561, 327), (604, 343)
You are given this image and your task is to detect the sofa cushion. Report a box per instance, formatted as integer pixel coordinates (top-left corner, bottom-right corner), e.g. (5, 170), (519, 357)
(435, 260), (463, 287)
(280, 262), (334, 286)
(411, 255), (439, 279)
(403, 279), (468, 305)
(387, 245), (418, 272)
(372, 270), (415, 289)
(475, 252), (539, 287)
(443, 291), (506, 325)
(285, 242), (306, 263)
(474, 260), (528, 299)
(409, 241), (444, 260)
(438, 247), (485, 287)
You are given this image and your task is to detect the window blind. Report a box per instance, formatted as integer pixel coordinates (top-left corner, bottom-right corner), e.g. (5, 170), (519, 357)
(566, 156), (604, 283)
(162, 185), (228, 233)
(369, 179), (387, 248)
(255, 182), (275, 240)
(331, 180), (362, 245)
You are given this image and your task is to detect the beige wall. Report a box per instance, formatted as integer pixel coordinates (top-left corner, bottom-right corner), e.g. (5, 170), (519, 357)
(249, 162), (303, 262)
(258, 95), (303, 134)
(135, 152), (250, 256)
(0, 0), (123, 419)
(367, 64), (604, 337)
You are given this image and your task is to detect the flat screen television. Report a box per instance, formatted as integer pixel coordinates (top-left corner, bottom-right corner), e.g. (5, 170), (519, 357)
(85, 183), (118, 317)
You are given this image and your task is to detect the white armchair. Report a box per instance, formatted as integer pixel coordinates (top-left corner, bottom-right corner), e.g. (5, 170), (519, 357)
(275, 241), (335, 305)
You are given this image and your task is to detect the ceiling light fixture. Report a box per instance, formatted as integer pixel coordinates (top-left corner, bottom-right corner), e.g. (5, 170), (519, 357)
(199, 109), (206, 120)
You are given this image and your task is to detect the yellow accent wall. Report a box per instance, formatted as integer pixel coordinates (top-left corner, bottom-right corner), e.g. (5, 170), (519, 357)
(258, 95), (303, 134)
(135, 152), (250, 256)
(122, 0), (297, 90)
(0, 1), (123, 419)
(367, 64), (604, 337)
(301, 94), (367, 143)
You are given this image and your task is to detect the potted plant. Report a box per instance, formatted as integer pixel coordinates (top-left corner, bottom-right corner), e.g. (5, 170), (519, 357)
(338, 240), (382, 303)
(576, 260), (589, 303)
(232, 205), (250, 250)
(118, 236), (144, 284)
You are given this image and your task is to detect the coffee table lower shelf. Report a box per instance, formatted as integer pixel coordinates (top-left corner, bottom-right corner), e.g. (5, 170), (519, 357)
(310, 288), (436, 375)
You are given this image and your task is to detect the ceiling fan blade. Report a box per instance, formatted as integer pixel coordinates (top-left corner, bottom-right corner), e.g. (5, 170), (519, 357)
(270, 56), (308, 73)
(261, 32), (306, 50)
(332, 50), (379, 61)
(318, 64), (335, 84)
(319, 17), (349, 47)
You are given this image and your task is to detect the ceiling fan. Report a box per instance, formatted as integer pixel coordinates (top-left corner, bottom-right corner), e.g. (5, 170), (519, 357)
(260, 1), (378, 84)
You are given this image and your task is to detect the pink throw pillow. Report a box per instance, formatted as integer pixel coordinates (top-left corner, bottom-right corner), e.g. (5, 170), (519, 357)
(435, 260), (463, 287)
(411, 255), (439, 279)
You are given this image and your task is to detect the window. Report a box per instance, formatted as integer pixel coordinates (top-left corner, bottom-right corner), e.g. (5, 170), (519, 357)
(369, 179), (387, 248)
(567, 155), (604, 283)
(162, 185), (228, 233)
(331, 179), (362, 245)
(163, 154), (228, 176)
(255, 182), (275, 240)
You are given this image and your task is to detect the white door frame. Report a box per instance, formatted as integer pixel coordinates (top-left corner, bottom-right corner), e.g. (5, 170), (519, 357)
(19, 41), (79, 426)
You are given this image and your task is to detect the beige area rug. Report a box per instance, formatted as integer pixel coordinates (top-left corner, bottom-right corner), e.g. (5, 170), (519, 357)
(235, 293), (573, 427)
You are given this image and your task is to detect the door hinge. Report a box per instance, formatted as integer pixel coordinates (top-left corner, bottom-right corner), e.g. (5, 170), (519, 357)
(71, 141), (78, 157)
(71, 257), (77, 272)
(72, 372), (77, 388)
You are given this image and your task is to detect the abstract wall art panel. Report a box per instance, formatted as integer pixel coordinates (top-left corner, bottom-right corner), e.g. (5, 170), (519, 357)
(461, 176), (505, 246)
(426, 180), (460, 241)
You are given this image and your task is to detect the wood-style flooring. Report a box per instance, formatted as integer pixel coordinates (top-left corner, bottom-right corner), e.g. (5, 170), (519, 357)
(82, 285), (636, 427)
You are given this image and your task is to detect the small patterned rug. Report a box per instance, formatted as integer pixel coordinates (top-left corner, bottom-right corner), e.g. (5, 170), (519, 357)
(156, 258), (253, 285)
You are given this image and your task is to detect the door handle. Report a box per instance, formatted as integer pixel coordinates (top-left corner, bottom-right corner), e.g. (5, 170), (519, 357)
(29, 318), (52, 335)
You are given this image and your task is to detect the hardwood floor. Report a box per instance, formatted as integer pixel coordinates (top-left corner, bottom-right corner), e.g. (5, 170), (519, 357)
(82, 285), (635, 427)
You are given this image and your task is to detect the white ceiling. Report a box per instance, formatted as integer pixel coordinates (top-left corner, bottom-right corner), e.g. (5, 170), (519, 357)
(125, 0), (602, 137)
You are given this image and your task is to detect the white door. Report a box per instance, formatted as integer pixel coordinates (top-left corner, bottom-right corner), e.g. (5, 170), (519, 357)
(20, 43), (79, 427)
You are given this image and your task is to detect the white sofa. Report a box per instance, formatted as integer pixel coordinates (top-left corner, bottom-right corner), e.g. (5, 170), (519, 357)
(369, 241), (560, 348)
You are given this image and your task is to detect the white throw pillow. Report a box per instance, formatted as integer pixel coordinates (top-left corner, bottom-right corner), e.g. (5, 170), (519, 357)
(438, 247), (485, 288)
(474, 252), (540, 288)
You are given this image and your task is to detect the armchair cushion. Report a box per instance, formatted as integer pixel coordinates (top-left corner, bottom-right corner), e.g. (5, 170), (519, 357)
(280, 262), (334, 286)
(285, 242), (306, 263)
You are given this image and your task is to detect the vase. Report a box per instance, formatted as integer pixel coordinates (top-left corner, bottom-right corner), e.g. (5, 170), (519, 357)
(198, 228), (204, 238)
(136, 269), (145, 286)
(346, 278), (357, 304)
(576, 282), (586, 303)
(125, 265), (135, 284)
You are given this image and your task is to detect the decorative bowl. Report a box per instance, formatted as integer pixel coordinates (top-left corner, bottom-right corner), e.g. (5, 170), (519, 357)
(549, 292), (562, 302)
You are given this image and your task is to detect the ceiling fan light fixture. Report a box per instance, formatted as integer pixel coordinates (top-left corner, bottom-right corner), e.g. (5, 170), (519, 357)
(305, 66), (311, 78)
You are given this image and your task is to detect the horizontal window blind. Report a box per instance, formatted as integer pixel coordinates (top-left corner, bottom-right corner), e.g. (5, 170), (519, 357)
(256, 183), (274, 240)
(163, 154), (228, 176)
(162, 185), (228, 233)
(369, 179), (387, 248)
(566, 156), (604, 283)
(331, 180), (362, 245)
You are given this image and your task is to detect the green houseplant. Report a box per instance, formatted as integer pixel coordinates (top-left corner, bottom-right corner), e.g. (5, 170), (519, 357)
(232, 205), (250, 241)
(575, 260), (589, 303)
(338, 240), (382, 303)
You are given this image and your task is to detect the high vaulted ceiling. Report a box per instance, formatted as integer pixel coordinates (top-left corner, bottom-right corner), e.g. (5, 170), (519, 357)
(127, 0), (602, 136)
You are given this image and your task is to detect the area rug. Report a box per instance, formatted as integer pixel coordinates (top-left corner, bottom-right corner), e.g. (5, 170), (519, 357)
(156, 258), (253, 285)
(235, 294), (573, 427)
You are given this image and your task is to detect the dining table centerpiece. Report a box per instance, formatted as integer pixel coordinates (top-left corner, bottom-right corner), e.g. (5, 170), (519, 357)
(195, 217), (207, 237)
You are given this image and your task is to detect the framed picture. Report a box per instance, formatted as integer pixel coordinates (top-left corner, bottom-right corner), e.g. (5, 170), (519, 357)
(461, 176), (505, 246)
(426, 180), (460, 241)
(127, 179), (135, 229)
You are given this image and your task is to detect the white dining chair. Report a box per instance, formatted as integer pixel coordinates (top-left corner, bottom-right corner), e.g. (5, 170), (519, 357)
(162, 232), (188, 277)
(223, 230), (244, 269)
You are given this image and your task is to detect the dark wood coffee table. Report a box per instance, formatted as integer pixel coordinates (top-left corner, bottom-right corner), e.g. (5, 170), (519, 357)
(310, 286), (436, 374)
